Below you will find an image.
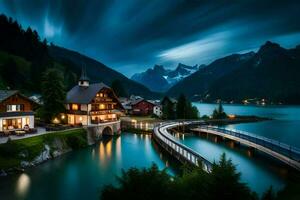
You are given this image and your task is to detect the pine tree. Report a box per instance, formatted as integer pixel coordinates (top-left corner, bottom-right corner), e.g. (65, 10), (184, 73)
(41, 68), (66, 122)
(111, 79), (128, 97)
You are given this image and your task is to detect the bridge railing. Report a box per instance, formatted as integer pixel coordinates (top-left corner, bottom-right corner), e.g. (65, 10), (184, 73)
(202, 126), (300, 162)
(154, 122), (212, 172)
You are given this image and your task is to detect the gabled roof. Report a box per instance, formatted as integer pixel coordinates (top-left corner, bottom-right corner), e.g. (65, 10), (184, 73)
(131, 98), (144, 105)
(0, 90), (39, 106)
(0, 90), (18, 102)
(66, 83), (110, 104)
(131, 98), (156, 106)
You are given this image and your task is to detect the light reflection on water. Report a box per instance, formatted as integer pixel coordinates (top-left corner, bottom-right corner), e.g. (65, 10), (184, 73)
(16, 173), (30, 198)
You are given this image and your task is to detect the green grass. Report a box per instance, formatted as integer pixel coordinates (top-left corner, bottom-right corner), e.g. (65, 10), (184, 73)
(0, 128), (87, 170)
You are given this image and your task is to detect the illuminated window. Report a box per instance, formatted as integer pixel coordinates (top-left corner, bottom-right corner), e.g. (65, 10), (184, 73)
(99, 93), (103, 97)
(99, 104), (105, 109)
(26, 117), (30, 125)
(72, 104), (79, 110)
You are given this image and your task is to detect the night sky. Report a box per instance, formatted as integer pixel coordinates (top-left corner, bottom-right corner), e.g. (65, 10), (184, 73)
(1, 0), (300, 76)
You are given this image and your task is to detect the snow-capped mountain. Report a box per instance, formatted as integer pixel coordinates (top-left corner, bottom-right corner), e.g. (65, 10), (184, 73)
(131, 63), (199, 92)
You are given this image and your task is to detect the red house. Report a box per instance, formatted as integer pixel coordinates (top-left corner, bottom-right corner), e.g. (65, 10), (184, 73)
(131, 99), (155, 115)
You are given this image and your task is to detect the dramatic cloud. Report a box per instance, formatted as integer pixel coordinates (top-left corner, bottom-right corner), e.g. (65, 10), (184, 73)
(1, 0), (300, 76)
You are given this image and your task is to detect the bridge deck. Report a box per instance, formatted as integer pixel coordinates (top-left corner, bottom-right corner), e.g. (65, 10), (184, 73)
(153, 122), (212, 172)
(193, 126), (300, 171)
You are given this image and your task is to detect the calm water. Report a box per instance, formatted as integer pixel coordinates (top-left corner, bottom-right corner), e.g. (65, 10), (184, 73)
(193, 103), (300, 148)
(1, 104), (299, 199)
(0, 133), (173, 200)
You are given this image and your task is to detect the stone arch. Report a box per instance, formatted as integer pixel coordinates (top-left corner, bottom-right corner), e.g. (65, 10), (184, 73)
(102, 126), (113, 136)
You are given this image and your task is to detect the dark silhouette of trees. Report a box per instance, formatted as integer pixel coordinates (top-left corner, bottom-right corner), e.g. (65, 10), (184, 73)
(212, 102), (227, 119)
(41, 68), (66, 122)
(111, 79), (128, 97)
(100, 153), (258, 200)
(162, 97), (176, 120)
(0, 14), (52, 92)
(176, 94), (199, 119)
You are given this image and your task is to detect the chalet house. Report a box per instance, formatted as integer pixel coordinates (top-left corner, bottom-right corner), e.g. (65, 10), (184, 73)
(65, 71), (123, 125)
(0, 90), (37, 132)
(131, 99), (155, 115)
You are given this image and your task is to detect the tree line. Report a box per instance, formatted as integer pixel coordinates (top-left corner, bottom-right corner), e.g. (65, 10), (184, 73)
(100, 153), (294, 200)
(162, 94), (199, 120)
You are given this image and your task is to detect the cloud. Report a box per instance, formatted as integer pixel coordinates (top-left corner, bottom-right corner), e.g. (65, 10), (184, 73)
(0, 0), (300, 76)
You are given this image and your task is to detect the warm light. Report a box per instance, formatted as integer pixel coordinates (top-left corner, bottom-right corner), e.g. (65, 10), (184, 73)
(53, 118), (60, 124)
(228, 114), (236, 119)
(61, 115), (65, 119)
(72, 104), (78, 110)
(79, 117), (83, 121)
(16, 173), (30, 197)
(3, 120), (6, 125)
(99, 104), (105, 109)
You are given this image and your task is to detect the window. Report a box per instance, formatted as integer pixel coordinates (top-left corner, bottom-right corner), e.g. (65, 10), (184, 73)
(6, 104), (24, 112)
(72, 104), (79, 110)
(99, 104), (105, 109)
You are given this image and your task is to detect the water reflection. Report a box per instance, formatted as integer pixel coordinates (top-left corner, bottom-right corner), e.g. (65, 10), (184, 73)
(16, 173), (30, 198)
(116, 136), (121, 159)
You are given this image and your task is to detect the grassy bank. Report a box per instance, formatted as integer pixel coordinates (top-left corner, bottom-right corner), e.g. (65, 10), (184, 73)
(0, 128), (87, 170)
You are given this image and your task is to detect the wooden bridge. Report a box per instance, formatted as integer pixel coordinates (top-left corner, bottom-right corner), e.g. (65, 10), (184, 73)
(192, 125), (300, 171)
(153, 121), (300, 171)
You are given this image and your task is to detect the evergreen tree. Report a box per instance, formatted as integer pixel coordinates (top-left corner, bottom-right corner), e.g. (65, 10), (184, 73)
(212, 102), (227, 119)
(100, 154), (258, 200)
(111, 79), (128, 97)
(176, 94), (199, 119)
(41, 68), (66, 122)
(176, 94), (187, 119)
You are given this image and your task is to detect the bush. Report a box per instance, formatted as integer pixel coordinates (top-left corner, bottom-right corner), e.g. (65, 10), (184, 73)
(100, 154), (258, 200)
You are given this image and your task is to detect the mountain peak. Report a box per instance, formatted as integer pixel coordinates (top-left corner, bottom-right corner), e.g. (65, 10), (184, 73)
(258, 41), (282, 54)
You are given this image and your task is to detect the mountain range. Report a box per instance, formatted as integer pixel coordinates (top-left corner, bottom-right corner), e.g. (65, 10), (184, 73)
(167, 41), (300, 104)
(131, 63), (199, 92)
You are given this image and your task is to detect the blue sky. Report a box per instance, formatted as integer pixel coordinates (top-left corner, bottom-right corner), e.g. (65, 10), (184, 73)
(1, 0), (300, 77)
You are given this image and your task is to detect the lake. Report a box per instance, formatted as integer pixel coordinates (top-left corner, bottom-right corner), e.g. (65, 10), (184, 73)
(0, 134), (174, 200)
(193, 103), (300, 148)
(0, 103), (299, 199)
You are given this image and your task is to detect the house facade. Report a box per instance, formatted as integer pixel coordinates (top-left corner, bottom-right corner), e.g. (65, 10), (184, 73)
(131, 99), (155, 115)
(153, 105), (162, 117)
(65, 71), (123, 125)
(0, 90), (36, 131)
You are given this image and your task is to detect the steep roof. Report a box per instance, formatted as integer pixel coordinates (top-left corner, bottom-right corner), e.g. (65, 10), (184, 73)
(0, 90), (39, 105)
(66, 83), (110, 104)
(0, 90), (18, 102)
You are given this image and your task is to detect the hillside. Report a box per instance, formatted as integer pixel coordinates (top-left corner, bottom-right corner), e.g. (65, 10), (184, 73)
(207, 42), (300, 104)
(49, 45), (159, 98)
(167, 41), (300, 104)
(0, 14), (158, 99)
(167, 52), (255, 98)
